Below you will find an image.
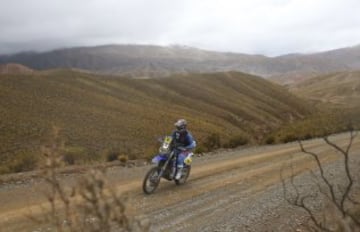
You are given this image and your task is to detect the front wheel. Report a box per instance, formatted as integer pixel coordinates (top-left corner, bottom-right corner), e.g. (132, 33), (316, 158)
(175, 166), (191, 185)
(143, 167), (161, 194)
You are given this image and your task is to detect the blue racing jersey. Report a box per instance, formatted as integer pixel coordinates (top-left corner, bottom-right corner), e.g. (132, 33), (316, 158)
(171, 130), (196, 150)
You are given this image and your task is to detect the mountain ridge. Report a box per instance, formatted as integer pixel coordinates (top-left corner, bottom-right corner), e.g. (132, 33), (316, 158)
(1, 44), (359, 80)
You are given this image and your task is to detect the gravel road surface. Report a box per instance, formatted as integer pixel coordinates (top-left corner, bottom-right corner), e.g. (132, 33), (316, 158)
(0, 132), (359, 231)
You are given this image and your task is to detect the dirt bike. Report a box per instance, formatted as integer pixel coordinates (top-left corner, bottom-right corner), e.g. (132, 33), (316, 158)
(142, 136), (193, 194)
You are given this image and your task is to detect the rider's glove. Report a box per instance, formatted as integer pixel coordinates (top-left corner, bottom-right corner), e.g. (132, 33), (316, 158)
(178, 146), (187, 151)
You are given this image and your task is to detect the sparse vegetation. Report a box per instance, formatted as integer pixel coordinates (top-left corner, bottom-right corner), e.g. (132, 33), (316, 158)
(268, 107), (360, 144)
(1, 69), (360, 174)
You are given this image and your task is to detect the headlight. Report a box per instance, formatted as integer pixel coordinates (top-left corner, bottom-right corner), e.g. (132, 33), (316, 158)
(184, 156), (192, 165)
(159, 146), (169, 154)
(159, 143), (171, 153)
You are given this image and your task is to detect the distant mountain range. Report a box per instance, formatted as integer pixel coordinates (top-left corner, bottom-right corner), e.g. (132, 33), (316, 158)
(0, 44), (359, 81)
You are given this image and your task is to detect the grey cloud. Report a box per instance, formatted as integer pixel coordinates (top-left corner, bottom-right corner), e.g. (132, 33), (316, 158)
(0, 0), (360, 55)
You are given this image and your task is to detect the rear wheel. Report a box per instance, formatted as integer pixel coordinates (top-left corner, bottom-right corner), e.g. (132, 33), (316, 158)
(175, 166), (191, 185)
(143, 167), (161, 194)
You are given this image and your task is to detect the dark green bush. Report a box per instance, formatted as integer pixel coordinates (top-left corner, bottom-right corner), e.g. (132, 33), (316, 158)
(104, 148), (120, 162)
(281, 134), (298, 143)
(303, 133), (313, 140)
(224, 135), (249, 148)
(62, 152), (76, 165)
(194, 145), (205, 154)
(62, 146), (99, 165)
(265, 136), (275, 145)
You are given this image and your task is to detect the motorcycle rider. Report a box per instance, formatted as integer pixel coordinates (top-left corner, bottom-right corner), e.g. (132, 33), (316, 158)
(171, 119), (196, 180)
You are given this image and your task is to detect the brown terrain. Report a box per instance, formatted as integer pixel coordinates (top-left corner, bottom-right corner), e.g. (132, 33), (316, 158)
(0, 132), (359, 231)
(0, 70), (312, 174)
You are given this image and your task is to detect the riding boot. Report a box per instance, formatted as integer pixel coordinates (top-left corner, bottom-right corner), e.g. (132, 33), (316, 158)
(170, 166), (176, 179)
(175, 167), (183, 180)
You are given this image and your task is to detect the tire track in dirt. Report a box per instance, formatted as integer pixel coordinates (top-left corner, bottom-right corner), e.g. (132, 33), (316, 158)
(0, 134), (358, 231)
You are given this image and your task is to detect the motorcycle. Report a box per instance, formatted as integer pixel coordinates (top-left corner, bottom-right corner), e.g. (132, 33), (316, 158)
(142, 135), (193, 194)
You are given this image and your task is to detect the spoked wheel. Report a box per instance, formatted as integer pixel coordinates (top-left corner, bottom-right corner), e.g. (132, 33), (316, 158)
(143, 167), (161, 194)
(175, 166), (191, 185)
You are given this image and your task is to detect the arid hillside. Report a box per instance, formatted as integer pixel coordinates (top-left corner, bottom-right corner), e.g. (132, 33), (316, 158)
(0, 63), (34, 75)
(266, 71), (360, 144)
(0, 70), (311, 174)
(290, 71), (360, 107)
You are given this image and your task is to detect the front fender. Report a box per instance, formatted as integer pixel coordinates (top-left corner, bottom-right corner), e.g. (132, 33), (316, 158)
(152, 154), (168, 164)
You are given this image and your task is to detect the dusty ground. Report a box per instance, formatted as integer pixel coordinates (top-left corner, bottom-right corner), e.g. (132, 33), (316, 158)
(0, 132), (359, 231)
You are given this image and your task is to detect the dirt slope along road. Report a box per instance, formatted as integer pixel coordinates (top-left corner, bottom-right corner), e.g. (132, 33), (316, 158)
(0, 132), (359, 231)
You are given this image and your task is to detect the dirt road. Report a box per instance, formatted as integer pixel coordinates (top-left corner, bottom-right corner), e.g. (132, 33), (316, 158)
(0, 133), (359, 231)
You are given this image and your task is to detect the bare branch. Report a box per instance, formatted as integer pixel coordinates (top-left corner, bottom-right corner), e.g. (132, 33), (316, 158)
(281, 132), (359, 231)
(298, 140), (339, 208)
(323, 133), (357, 212)
(297, 195), (332, 232)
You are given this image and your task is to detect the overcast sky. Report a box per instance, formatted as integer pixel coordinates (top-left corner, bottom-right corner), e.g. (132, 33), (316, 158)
(1, 0), (360, 56)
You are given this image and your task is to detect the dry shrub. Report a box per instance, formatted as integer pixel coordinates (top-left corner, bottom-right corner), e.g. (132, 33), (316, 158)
(29, 127), (149, 232)
(62, 146), (101, 165)
(264, 135), (275, 145)
(0, 150), (40, 174)
(118, 154), (129, 164)
(103, 148), (121, 162)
